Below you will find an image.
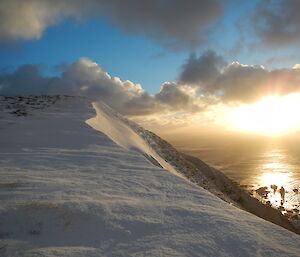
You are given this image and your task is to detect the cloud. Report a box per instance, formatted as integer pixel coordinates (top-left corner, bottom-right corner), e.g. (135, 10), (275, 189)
(98, 0), (224, 49)
(156, 82), (191, 109)
(213, 62), (300, 103)
(3, 55), (300, 131)
(49, 58), (158, 115)
(156, 82), (209, 112)
(179, 50), (226, 85)
(3, 53), (300, 117)
(179, 51), (300, 104)
(0, 0), (88, 42)
(0, 64), (55, 94)
(0, 0), (224, 49)
(212, 62), (269, 103)
(0, 58), (206, 115)
(254, 0), (300, 46)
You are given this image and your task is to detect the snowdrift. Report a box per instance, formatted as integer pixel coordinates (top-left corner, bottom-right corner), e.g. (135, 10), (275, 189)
(0, 96), (299, 257)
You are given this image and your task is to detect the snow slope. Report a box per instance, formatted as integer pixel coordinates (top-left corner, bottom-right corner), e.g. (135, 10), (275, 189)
(86, 102), (178, 176)
(0, 96), (299, 257)
(87, 102), (299, 234)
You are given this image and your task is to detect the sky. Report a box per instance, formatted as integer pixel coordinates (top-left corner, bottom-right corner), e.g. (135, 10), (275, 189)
(1, 0), (300, 134)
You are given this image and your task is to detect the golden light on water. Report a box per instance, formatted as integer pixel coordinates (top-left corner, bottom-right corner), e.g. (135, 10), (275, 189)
(229, 93), (300, 134)
(259, 151), (292, 189)
(259, 172), (291, 187)
(263, 162), (286, 171)
(257, 171), (295, 209)
(255, 151), (298, 209)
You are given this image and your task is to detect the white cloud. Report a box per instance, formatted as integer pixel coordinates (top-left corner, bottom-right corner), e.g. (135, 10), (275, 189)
(3, 54), (300, 129)
(0, 58), (207, 116)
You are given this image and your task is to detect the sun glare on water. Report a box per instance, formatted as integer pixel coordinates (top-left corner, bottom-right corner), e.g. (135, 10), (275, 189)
(229, 93), (300, 134)
(259, 172), (291, 187)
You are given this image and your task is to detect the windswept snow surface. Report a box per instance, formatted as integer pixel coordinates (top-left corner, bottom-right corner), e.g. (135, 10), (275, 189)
(0, 96), (299, 257)
(86, 102), (180, 176)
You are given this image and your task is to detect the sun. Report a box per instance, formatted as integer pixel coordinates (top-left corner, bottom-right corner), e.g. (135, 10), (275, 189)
(228, 93), (300, 134)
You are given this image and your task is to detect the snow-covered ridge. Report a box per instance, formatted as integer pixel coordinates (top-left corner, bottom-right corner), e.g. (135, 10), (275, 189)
(0, 96), (300, 257)
(86, 101), (299, 235)
(86, 102), (180, 177)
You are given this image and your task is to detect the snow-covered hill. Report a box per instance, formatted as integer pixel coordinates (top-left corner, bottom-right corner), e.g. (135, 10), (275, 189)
(0, 96), (299, 257)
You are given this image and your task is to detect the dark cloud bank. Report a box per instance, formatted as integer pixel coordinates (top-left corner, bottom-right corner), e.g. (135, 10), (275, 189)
(0, 0), (224, 49)
(1, 0), (299, 49)
(255, 0), (300, 46)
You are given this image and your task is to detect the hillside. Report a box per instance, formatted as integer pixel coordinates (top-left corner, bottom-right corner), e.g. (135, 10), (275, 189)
(0, 95), (299, 257)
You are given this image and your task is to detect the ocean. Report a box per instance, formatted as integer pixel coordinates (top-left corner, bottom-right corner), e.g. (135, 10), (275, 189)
(165, 132), (300, 213)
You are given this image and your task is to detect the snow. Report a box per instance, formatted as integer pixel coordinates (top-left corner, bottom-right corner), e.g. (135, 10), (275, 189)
(0, 96), (299, 257)
(86, 102), (178, 176)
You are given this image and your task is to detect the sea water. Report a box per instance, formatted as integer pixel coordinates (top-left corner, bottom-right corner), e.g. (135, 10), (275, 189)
(166, 132), (300, 213)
